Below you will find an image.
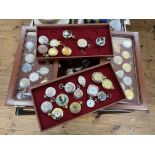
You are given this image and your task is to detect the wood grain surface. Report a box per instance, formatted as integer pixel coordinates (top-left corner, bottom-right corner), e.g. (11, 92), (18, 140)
(0, 19), (155, 134)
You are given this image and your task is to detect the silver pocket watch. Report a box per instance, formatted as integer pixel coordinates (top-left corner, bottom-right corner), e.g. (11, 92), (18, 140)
(44, 87), (56, 98)
(59, 82), (76, 94)
(87, 84), (99, 97)
(73, 85), (83, 99)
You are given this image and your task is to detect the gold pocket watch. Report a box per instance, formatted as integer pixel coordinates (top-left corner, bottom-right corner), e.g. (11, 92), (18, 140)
(124, 89), (134, 100)
(48, 108), (64, 120)
(92, 72), (114, 90)
(102, 79), (114, 90)
(61, 46), (72, 56)
(69, 101), (83, 114)
(122, 63), (132, 72)
(47, 47), (59, 56)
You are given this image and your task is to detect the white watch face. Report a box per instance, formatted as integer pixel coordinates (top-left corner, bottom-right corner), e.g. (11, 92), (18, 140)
(45, 87), (56, 98)
(25, 41), (34, 51)
(29, 72), (39, 82)
(19, 78), (30, 88)
(38, 66), (50, 75)
(63, 30), (72, 38)
(38, 36), (49, 45)
(123, 76), (132, 86)
(116, 70), (124, 78)
(113, 56), (123, 65)
(25, 54), (35, 64)
(49, 39), (60, 47)
(87, 99), (95, 108)
(41, 101), (53, 113)
(22, 63), (32, 73)
(65, 82), (76, 93)
(122, 40), (132, 48)
(77, 39), (87, 48)
(87, 85), (99, 97)
(78, 76), (86, 87)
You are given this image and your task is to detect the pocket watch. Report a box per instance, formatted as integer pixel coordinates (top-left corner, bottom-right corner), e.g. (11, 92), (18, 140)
(122, 63), (132, 72)
(38, 44), (48, 54)
(29, 72), (40, 82)
(24, 54), (35, 64)
(102, 79), (114, 90)
(55, 93), (69, 108)
(22, 63), (32, 73)
(86, 98), (96, 108)
(69, 101), (82, 114)
(37, 66), (50, 76)
(62, 30), (75, 39)
(25, 41), (34, 51)
(16, 92), (31, 100)
(78, 76), (86, 87)
(48, 47), (59, 56)
(77, 39), (88, 48)
(123, 76), (132, 86)
(97, 91), (111, 101)
(124, 89), (134, 100)
(122, 40), (132, 48)
(49, 39), (61, 47)
(40, 101), (53, 114)
(73, 86), (83, 99)
(48, 108), (64, 120)
(38, 36), (49, 45)
(19, 78), (30, 89)
(61, 46), (72, 56)
(44, 87), (56, 98)
(92, 72), (106, 83)
(59, 82), (76, 94)
(116, 70), (124, 79)
(96, 37), (106, 47)
(113, 56), (123, 65)
(40, 77), (49, 84)
(87, 84), (99, 97)
(122, 51), (131, 59)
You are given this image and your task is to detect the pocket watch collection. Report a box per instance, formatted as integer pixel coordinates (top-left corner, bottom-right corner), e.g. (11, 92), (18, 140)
(40, 72), (114, 120)
(112, 38), (135, 101)
(37, 30), (106, 57)
(16, 36), (51, 100)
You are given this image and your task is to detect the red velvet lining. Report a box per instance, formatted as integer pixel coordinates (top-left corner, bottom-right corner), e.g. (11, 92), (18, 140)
(36, 24), (113, 60)
(31, 63), (126, 131)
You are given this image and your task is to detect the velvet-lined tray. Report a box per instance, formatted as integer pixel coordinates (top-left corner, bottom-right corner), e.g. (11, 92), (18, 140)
(5, 26), (56, 107)
(31, 63), (126, 130)
(36, 24), (113, 61)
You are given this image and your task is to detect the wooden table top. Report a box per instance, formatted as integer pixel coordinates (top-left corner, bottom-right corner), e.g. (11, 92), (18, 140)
(0, 19), (155, 134)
